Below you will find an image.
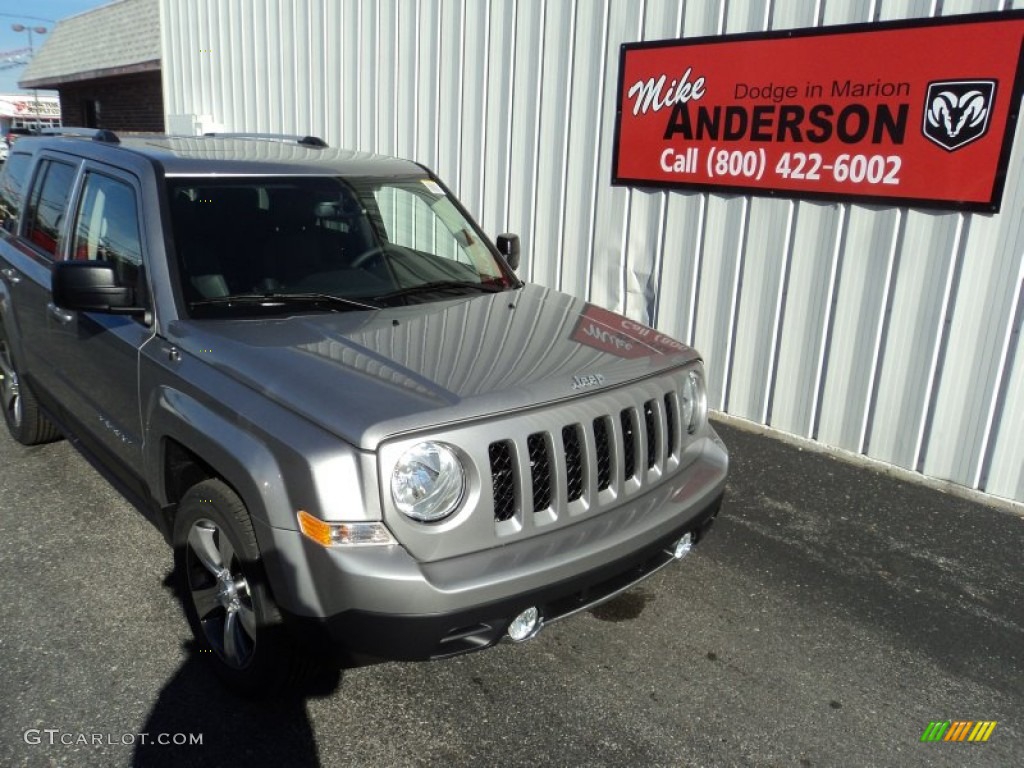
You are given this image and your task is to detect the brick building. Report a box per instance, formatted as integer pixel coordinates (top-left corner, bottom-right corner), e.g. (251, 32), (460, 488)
(19, 0), (162, 133)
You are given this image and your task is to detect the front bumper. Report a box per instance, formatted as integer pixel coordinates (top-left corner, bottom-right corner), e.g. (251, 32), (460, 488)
(317, 491), (720, 661)
(257, 433), (728, 662)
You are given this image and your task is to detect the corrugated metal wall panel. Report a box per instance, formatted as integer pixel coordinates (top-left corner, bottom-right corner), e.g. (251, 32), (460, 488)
(868, 211), (963, 469)
(879, 1), (937, 22)
(770, 202), (844, 438)
(924, 155), (1024, 487)
(559, 1), (606, 302)
(529, 0), (574, 287)
(692, 196), (746, 411)
(726, 197), (792, 422)
(435, 0), (464, 192)
(160, 0), (1024, 503)
(984, 270), (1024, 499)
(619, 1), (679, 326)
(459, 1), (489, 225)
(588, 0), (641, 317)
(771, 0), (821, 30)
(358, 1), (378, 150)
(653, 191), (704, 346)
(653, 2), (720, 354)
(377, 1), (397, 156)
(822, 0), (871, 25)
(506, 0), (542, 269)
(481, 0), (515, 236)
(816, 207), (901, 452)
(417, 0), (440, 169)
(395, 0), (418, 161)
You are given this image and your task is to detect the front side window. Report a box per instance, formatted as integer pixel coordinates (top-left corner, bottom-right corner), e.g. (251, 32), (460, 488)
(24, 159), (77, 259)
(71, 172), (143, 290)
(168, 175), (516, 317)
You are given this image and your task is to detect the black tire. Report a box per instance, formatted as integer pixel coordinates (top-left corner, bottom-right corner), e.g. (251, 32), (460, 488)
(173, 478), (309, 696)
(0, 323), (61, 445)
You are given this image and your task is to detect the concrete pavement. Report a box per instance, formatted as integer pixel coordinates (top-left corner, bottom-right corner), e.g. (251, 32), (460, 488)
(0, 418), (1020, 767)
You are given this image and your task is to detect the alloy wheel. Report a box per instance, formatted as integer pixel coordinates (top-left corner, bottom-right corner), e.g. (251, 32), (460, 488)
(185, 518), (258, 668)
(0, 339), (22, 428)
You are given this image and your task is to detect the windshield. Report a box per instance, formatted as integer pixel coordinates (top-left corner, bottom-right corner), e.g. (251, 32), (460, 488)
(168, 176), (516, 317)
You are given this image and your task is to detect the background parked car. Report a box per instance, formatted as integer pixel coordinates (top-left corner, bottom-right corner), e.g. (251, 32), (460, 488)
(5, 127), (38, 146)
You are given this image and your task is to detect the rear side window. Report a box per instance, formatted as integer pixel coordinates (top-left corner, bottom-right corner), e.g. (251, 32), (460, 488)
(71, 172), (143, 289)
(24, 159), (77, 259)
(0, 152), (32, 231)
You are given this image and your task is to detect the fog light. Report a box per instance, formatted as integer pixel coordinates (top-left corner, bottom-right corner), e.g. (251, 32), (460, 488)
(507, 607), (541, 642)
(672, 532), (694, 560)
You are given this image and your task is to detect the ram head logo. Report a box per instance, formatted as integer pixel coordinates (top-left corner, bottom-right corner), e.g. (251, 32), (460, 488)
(922, 80), (996, 152)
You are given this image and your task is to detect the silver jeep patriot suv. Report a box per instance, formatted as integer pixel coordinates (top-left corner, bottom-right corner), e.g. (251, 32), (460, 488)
(0, 130), (728, 693)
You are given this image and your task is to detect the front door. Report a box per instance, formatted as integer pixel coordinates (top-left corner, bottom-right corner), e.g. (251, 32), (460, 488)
(47, 165), (152, 469)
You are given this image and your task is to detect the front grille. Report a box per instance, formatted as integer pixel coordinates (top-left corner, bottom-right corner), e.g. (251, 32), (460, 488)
(486, 374), (692, 525)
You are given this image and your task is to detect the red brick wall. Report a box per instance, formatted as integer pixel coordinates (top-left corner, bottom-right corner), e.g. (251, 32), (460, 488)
(58, 71), (164, 133)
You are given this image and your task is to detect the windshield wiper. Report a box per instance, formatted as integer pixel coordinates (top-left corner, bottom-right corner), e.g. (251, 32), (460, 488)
(373, 280), (506, 302)
(189, 292), (380, 311)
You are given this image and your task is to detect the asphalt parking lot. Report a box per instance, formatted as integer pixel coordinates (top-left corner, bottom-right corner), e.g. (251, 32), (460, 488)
(0, 418), (1021, 767)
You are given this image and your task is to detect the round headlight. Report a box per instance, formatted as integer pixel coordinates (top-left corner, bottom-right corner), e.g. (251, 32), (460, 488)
(680, 369), (706, 434)
(391, 442), (465, 522)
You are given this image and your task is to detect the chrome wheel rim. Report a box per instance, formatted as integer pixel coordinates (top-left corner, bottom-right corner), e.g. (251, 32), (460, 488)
(0, 339), (21, 428)
(185, 518), (257, 669)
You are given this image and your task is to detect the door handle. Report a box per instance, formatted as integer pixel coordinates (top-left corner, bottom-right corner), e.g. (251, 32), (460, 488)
(47, 302), (75, 325)
(0, 267), (20, 285)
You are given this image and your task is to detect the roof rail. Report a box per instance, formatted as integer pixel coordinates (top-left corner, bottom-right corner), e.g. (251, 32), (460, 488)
(202, 132), (329, 148)
(39, 127), (120, 144)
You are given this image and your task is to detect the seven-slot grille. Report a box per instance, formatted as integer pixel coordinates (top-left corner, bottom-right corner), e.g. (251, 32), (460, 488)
(489, 386), (686, 524)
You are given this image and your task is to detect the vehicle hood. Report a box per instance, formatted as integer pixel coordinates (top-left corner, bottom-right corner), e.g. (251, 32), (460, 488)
(167, 284), (700, 450)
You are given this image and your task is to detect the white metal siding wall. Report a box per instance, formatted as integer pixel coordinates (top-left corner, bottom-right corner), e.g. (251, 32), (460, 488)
(161, 0), (1024, 504)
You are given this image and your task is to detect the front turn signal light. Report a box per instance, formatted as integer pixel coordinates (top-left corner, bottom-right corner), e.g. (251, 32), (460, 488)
(297, 510), (396, 547)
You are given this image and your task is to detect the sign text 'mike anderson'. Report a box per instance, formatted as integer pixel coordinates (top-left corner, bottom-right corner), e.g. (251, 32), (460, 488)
(627, 69), (911, 145)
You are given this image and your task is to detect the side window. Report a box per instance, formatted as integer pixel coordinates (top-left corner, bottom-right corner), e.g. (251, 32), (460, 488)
(0, 152), (32, 231)
(24, 159), (77, 259)
(71, 172), (143, 289)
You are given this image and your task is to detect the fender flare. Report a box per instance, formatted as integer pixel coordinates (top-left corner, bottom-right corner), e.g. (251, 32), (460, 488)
(144, 385), (295, 531)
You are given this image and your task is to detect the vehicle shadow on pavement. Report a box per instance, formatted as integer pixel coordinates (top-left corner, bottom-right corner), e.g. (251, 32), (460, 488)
(132, 572), (339, 768)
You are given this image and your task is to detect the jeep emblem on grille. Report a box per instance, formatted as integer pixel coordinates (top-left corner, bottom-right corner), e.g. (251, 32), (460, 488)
(572, 373), (606, 390)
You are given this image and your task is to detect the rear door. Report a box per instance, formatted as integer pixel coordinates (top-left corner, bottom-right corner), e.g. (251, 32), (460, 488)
(2, 153), (81, 400)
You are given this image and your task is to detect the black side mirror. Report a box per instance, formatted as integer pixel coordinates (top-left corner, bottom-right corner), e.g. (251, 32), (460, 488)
(52, 261), (144, 315)
(496, 233), (520, 271)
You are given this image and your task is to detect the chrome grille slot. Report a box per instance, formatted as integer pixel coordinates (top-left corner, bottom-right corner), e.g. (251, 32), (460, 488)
(620, 408), (637, 481)
(644, 400), (658, 470)
(527, 432), (552, 512)
(489, 440), (517, 522)
(593, 416), (613, 492)
(562, 424), (585, 503)
(664, 392), (677, 459)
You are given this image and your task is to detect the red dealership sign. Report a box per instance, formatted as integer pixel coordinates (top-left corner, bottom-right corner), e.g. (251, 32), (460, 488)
(613, 12), (1024, 211)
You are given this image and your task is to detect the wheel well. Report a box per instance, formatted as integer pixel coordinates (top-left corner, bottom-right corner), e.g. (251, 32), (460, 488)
(163, 438), (218, 508)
